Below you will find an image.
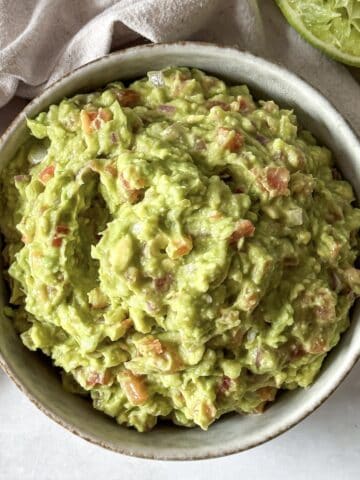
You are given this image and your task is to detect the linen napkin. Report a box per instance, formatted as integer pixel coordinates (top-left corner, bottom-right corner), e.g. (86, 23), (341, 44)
(0, 0), (359, 136)
(0, 0), (220, 106)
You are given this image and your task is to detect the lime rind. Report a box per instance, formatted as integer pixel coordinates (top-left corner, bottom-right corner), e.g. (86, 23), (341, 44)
(276, 0), (360, 67)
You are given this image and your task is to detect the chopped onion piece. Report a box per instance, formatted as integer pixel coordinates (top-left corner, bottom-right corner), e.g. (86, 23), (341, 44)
(148, 71), (165, 87)
(247, 329), (257, 342)
(28, 144), (47, 165)
(285, 208), (303, 226)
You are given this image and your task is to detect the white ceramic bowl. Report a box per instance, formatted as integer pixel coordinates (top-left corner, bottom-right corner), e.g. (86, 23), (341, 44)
(0, 42), (359, 460)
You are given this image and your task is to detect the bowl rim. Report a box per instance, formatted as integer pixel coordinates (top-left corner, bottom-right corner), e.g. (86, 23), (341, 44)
(0, 40), (359, 461)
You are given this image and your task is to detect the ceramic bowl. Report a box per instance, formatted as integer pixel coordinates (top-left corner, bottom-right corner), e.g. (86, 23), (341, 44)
(0, 42), (359, 460)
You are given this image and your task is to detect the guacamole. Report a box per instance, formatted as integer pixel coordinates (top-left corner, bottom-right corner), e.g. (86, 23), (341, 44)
(1, 67), (359, 432)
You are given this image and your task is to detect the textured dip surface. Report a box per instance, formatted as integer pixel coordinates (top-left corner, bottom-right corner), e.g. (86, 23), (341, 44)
(1, 68), (360, 432)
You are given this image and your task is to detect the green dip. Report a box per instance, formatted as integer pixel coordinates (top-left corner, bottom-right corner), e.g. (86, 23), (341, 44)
(1, 67), (359, 432)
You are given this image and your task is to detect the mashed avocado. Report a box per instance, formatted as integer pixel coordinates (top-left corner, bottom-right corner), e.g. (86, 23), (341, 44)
(1, 67), (359, 432)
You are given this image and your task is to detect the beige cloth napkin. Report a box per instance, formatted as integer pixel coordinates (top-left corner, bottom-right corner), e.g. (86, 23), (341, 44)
(0, 0), (359, 136)
(0, 0), (220, 106)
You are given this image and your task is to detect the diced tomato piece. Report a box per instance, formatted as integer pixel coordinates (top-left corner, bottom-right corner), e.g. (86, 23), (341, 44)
(52, 224), (69, 247)
(217, 127), (244, 152)
(87, 111), (98, 122)
(86, 369), (112, 387)
(126, 171), (146, 189)
(119, 172), (144, 203)
(153, 274), (172, 292)
(217, 375), (232, 395)
(52, 236), (63, 247)
(254, 166), (290, 197)
(172, 236), (193, 258)
(81, 108), (112, 134)
(228, 131), (244, 152)
(116, 89), (140, 107)
(229, 220), (255, 244)
(39, 165), (55, 184)
(238, 97), (248, 111)
(120, 370), (148, 405)
(150, 339), (163, 354)
(98, 108), (112, 122)
(104, 164), (118, 177)
(119, 173), (131, 190)
(289, 343), (306, 360)
(55, 225), (69, 235)
(139, 336), (164, 355)
(254, 402), (267, 413)
(177, 243), (191, 257)
(257, 386), (276, 401)
(80, 110), (96, 134)
(128, 190), (144, 204)
(122, 318), (133, 332)
(266, 167), (290, 194)
(126, 188), (143, 203)
(237, 96), (255, 113)
(203, 402), (217, 421)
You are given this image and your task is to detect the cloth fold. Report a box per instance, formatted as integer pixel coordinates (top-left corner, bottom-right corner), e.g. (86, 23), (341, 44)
(0, 0), (219, 106)
(0, 0), (359, 138)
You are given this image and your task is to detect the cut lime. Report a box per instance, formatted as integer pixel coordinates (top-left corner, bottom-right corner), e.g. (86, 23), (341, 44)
(275, 0), (360, 67)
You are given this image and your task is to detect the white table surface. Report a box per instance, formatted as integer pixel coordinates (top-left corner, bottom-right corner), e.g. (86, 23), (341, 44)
(1, 98), (360, 480)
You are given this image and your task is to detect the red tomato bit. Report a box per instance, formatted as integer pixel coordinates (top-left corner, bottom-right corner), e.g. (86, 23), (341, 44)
(55, 225), (69, 235)
(217, 376), (232, 395)
(39, 165), (55, 184)
(116, 89), (140, 107)
(52, 237), (63, 248)
(217, 127), (244, 152)
(229, 220), (255, 244)
(86, 369), (112, 387)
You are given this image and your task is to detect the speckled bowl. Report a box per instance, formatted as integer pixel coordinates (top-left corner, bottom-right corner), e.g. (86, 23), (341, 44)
(0, 42), (359, 460)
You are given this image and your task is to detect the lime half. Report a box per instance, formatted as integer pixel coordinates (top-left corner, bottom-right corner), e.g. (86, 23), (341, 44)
(275, 0), (360, 67)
